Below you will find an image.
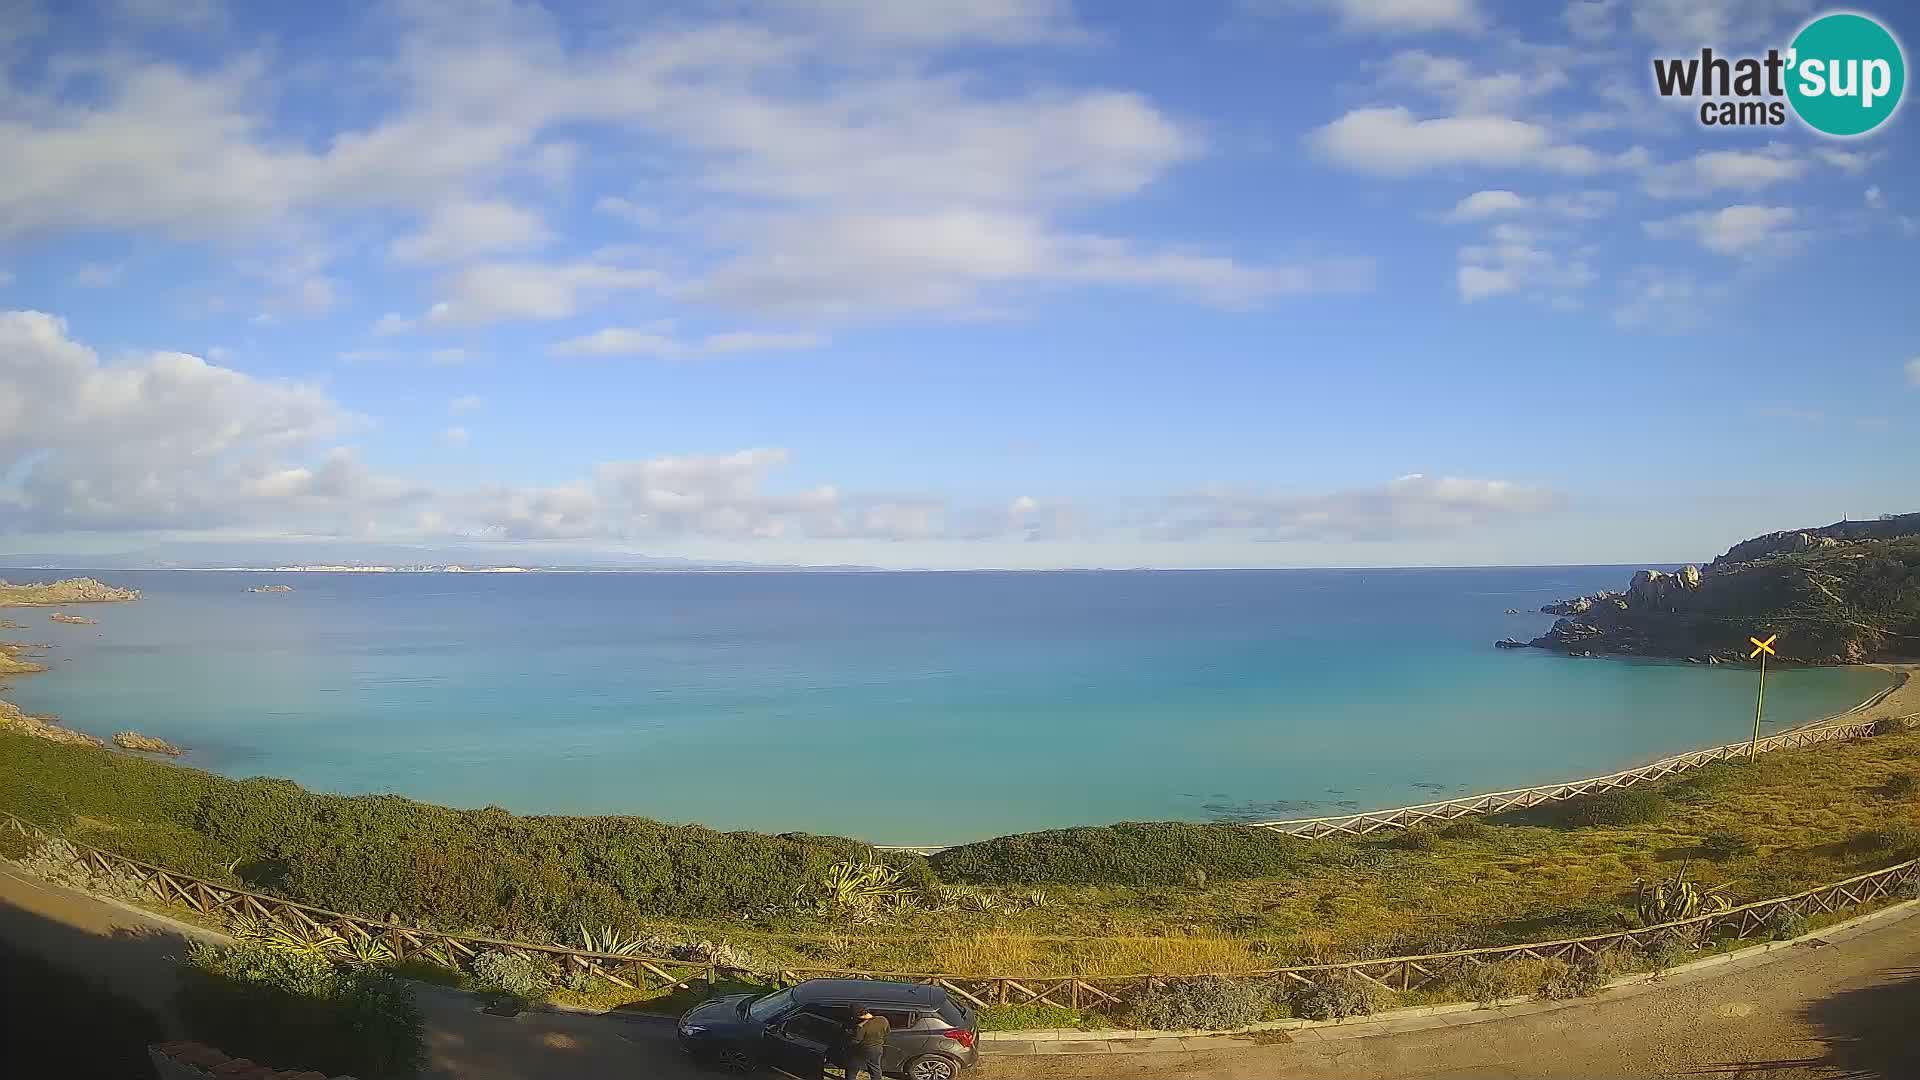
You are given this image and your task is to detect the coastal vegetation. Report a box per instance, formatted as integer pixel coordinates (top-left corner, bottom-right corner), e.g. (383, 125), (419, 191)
(178, 938), (425, 1079)
(4, 708), (1918, 988)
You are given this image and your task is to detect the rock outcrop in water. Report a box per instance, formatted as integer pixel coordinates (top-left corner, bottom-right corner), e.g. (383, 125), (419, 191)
(1499, 513), (1920, 665)
(49, 613), (97, 625)
(247, 584), (295, 593)
(0, 578), (140, 606)
(113, 731), (183, 755)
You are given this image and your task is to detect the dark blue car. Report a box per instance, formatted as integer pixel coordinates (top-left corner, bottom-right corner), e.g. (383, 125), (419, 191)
(678, 978), (979, 1080)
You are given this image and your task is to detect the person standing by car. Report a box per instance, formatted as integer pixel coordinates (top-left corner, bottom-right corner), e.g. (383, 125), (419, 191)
(845, 1005), (889, 1080)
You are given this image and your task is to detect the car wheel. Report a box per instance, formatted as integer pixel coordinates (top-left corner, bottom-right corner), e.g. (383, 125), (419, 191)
(714, 1047), (756, 1073)
(904, 1053), (961, 1080)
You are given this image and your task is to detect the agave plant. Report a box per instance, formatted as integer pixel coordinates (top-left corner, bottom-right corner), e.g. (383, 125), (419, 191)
(800, 860), (904, 917)
(576, 924), (649, 956)
(336, 933), (398, 969)
(1634, 874), (1733, 927)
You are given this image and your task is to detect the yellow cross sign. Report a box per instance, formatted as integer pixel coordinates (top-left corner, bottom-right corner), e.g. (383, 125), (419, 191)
(1749, 634), (1778, 659)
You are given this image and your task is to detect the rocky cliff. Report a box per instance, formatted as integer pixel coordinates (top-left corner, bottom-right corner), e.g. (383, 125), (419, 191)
(1505, 514), (1920, 664)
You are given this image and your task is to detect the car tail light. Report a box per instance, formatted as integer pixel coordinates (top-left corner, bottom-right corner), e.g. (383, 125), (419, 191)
(942, 1028), (975, 1049)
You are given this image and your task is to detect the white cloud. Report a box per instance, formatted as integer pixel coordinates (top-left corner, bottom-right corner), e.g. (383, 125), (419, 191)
(0, 309), (400, 533)
(1645, 205), (1801, 258)
(338, 349), (397, 363)
(1262, 0), (1484, 34)
(448, 394), (483, 415)
(1626, 0), (1813, 47)
(74, 262), (126, 287)
(550, 328), (825, 358)
(594, 196), (660, 228)
(1146, 474), (1558, 542)
(691, 209), (1371, 317)
(0, 269), (12, 286)
(768, 0), (1089, 45)
(115, 0), (225, 27)
(1815, 148), (1880, 175)
(371, 313), (414, 336)
(1308, 108), (1640, 177)
(1443, 190), (1533, 222)
(1378, 50), (1566, 114)
(1, 3), (1360, 325)
(1612, 266), (1722, 331)
(1907, 357), (1920, 386)
(1563, 0), (1619, 40)
(440, 426), (469, 448)
(426, 261), (665, 325)
(1455, 223), (1595, 305)
(428, 348), (469, 365)
(389, 199), (551, 264)
(1866, 187), (1887, 210)
(1642, 144), (1806, 198)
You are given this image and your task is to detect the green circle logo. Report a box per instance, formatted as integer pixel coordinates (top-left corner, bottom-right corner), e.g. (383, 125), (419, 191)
(1787, 12), (1906, 136)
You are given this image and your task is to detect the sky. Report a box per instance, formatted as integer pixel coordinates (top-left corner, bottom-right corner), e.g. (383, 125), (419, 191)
(1, 0), (1916, 570)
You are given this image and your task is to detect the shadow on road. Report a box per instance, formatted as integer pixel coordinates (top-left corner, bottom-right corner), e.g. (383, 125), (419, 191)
(1685, 965), (1920, 1078)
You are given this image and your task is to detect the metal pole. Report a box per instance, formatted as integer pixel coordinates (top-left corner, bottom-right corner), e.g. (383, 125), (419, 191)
(1750, 649), (1768, 759)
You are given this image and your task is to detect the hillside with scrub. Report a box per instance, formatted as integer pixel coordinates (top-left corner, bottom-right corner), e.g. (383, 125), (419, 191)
(1518, 514), (1920, 664)
(5, 700), (1919, 991)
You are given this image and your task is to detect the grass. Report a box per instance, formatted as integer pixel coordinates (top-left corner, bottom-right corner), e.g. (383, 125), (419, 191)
(5, 724), (1920, 985)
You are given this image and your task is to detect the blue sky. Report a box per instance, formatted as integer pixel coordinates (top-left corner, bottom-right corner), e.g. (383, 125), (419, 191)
(1, 0), (1915, 569)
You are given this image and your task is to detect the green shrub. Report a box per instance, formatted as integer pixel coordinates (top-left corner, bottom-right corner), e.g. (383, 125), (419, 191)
(1700, 829), (1757, 861)
(1846, 825), (1920, 858)
(177, 941), (424, 1079)
(1456, 959), (1527, 1005)
(1545, 789), (1669, 829)
(1437, 819), (1489, 841)
(1388, 829), (1438, 852)
(1884, 772), (1917, 798)
(1639, 936), (1687, 971)
(1536, 958), (1610, 1000)
(1664, 762), (1746, 805)
(1763, 908), (1810, 941)
(978, 1003), (1112, 1032)
(1128, 976), (1271, 1031)
(1286, 971), (1376, 1021)
(929, 822), (1335, 886)
(470, 949), (554, 1000)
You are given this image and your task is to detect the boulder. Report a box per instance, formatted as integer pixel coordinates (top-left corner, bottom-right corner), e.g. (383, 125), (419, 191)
(113, 731), (183, 756)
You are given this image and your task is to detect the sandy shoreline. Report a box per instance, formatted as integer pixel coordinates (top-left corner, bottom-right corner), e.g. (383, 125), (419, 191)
(1838, 663), (1919, 726)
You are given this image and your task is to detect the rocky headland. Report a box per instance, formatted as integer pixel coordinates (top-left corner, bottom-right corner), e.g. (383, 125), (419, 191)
(1500, 513), (1920, 664)
(0, 577), (141, 606)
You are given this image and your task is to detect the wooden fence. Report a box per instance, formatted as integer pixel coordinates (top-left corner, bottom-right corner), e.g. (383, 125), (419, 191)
(6, 809), (1917, 1013)
(1249, 716), (1890, 838)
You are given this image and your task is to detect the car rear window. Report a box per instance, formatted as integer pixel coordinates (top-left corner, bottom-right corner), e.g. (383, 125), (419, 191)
(936, 1001), (968, 1027)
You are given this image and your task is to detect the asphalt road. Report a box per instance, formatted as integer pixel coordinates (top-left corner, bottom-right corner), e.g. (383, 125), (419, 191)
(3, 865), (1918, 1079)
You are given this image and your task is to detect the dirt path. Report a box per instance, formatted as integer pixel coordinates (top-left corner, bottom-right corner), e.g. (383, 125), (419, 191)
(4, 864), (1919, 1079)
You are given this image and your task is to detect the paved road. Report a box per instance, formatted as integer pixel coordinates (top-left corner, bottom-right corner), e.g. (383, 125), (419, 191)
(3, 866), (1917, 1079)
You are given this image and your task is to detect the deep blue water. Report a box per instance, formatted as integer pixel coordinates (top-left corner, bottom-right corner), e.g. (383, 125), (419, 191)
(0, 568), (1891, 845)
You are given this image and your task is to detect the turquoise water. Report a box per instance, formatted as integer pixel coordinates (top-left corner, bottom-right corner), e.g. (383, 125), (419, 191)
(0, 568), (1891, 846)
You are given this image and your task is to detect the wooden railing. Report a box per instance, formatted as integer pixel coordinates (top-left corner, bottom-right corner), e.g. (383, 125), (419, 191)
(6, 809), (1917, 1013)
(1249, 717), (1890, 838)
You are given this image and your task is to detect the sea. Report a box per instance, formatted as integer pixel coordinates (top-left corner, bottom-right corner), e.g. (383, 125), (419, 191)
(0, 567), (1893, 847)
